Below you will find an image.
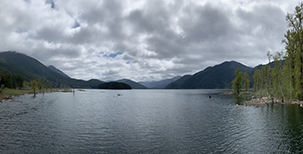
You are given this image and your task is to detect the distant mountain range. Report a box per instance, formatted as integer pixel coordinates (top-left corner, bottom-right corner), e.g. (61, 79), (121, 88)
(116, 79), (147, 89)
(139, 76), (181, 89)
(0, 51), (257, 89)
(165, 75), (192, 89)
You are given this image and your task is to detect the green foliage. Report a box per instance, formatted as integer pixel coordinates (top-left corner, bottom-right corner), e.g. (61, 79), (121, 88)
(1, 73), (14, 89)
(0, 73), (26, 90)
(232, 67), (242, 95)
(0, 51), (104, 89)
(37, 78), (43, 90)
(254, 89), (268, 98)
(166, 61), (253, 89)
(45, 80), (50, 89)
(272, 51), (285, 102)
(253, 69), (261, 91)
(61, 88), (72, 92)
(252, 3), (303, 102)
(0, 84), (4, 93)
(30, 80), (37, 96)
(282, 2), (303, 101)
(15, 74), (24, 90)
(243, 72), (250, 91)
(1, 88), (24, 96)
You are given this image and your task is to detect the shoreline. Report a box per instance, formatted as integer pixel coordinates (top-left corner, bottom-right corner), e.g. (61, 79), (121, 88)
(243, 96), (303, 107)
(221, 90), (303, 107)
(0, 88), (74, 102)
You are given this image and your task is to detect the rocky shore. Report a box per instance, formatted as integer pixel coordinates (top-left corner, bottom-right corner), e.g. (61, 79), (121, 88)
(243, 97), (275, 107)
(243, 96), (303, 107)
(222, 90), (303, 107)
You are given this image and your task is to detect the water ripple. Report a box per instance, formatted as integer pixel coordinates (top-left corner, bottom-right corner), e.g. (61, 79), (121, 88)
(1, 90), (303, 153)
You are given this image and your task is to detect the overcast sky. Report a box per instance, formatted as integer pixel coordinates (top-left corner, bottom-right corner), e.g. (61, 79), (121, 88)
(0, 0), (298, 82)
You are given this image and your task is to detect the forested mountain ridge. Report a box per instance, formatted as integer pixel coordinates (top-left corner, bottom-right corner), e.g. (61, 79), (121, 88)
(165, 75), (192, 89)
(0, 51), (104, 88)
(0, 51), (258, 90)
(116, 79), (147, 89)
(166, 61), (254, 89)
(48, 65), (70, 78)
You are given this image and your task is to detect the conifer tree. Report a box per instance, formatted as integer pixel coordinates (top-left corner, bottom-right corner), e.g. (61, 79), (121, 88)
(273, 51), (285, 102)
(285, 2), (303, 100)
(243, 72), (250, 92)
(253, 69), (261, 92)
(232, 67), (242, 95)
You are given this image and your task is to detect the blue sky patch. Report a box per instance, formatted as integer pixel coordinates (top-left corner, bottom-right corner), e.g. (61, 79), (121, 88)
(73, 20), (80, 29)
(45, 0), (55, 9)
(108, 51), (123, 58)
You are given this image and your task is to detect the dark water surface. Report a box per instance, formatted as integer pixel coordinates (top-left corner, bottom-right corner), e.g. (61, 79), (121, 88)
(1, 89), (303, 153)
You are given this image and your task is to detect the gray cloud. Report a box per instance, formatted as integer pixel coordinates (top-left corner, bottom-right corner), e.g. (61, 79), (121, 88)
(0, 0), (297, 82)
(180, 3), (233, 43)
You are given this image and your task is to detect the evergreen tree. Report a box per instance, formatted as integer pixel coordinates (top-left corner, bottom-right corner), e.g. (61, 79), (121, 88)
(253, 69), (261, 91)
(232, 67), (242, 95)
(2, 73), (14, 89)
(30, 80), (37, 97)
(243, 72), (250, 92)
(285, 2), (303, 100)
(283, 50), (295, 102)
(273, 51), (285, 102)
(15, 74), (24, 90)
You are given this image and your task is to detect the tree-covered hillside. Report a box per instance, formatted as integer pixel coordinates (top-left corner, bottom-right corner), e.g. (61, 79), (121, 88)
(0, 51), (104, 88)
(166, 61), (253, 89)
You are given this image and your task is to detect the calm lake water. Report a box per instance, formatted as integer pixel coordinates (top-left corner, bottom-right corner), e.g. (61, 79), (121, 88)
(1, 89), (303, 153)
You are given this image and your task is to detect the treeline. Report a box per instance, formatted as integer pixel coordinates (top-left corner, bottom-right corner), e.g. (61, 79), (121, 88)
(232, 68), (250, 95)
(252, 3), (303, 102)
(0, 73), (25, 89)
(253, 52), (286, 102)
(0, 73), (52, 93)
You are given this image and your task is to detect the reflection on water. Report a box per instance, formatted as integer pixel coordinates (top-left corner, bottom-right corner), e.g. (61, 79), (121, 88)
(233, 93), (252, 105)
(0, 90), (303, 153)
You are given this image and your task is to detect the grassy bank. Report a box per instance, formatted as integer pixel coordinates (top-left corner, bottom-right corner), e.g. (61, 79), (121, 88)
(0, 88), (31, 100)
(0, 88), (74, 101)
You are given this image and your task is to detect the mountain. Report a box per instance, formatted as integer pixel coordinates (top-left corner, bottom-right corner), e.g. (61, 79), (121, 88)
(97, 82), (132, 89)
(139, 76), (181, 89)
(0, 51), (104, 88)
(48, 65), (70, 78)
(165, 75), (192, 89)
(116, 79), (147, 89)
(165, 61), (253, 89)
(0, 51), (257, 90)
(0, 60), (40, 81)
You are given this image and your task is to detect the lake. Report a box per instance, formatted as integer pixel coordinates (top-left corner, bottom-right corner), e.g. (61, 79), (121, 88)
(1, 89), (303, 153)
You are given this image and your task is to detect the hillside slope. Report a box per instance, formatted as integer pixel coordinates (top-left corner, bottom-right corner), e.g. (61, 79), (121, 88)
(166, 61), (253, 89)
(139, 76), (181, 89)
(165, 75), (192, 89)
(48, 65), (70, 78)
(116, 79), (147, 89)
(0, 51), (103, 88)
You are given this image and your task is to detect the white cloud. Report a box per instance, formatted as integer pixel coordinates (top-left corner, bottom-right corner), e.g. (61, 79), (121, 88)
(0, 0), (299, 81)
